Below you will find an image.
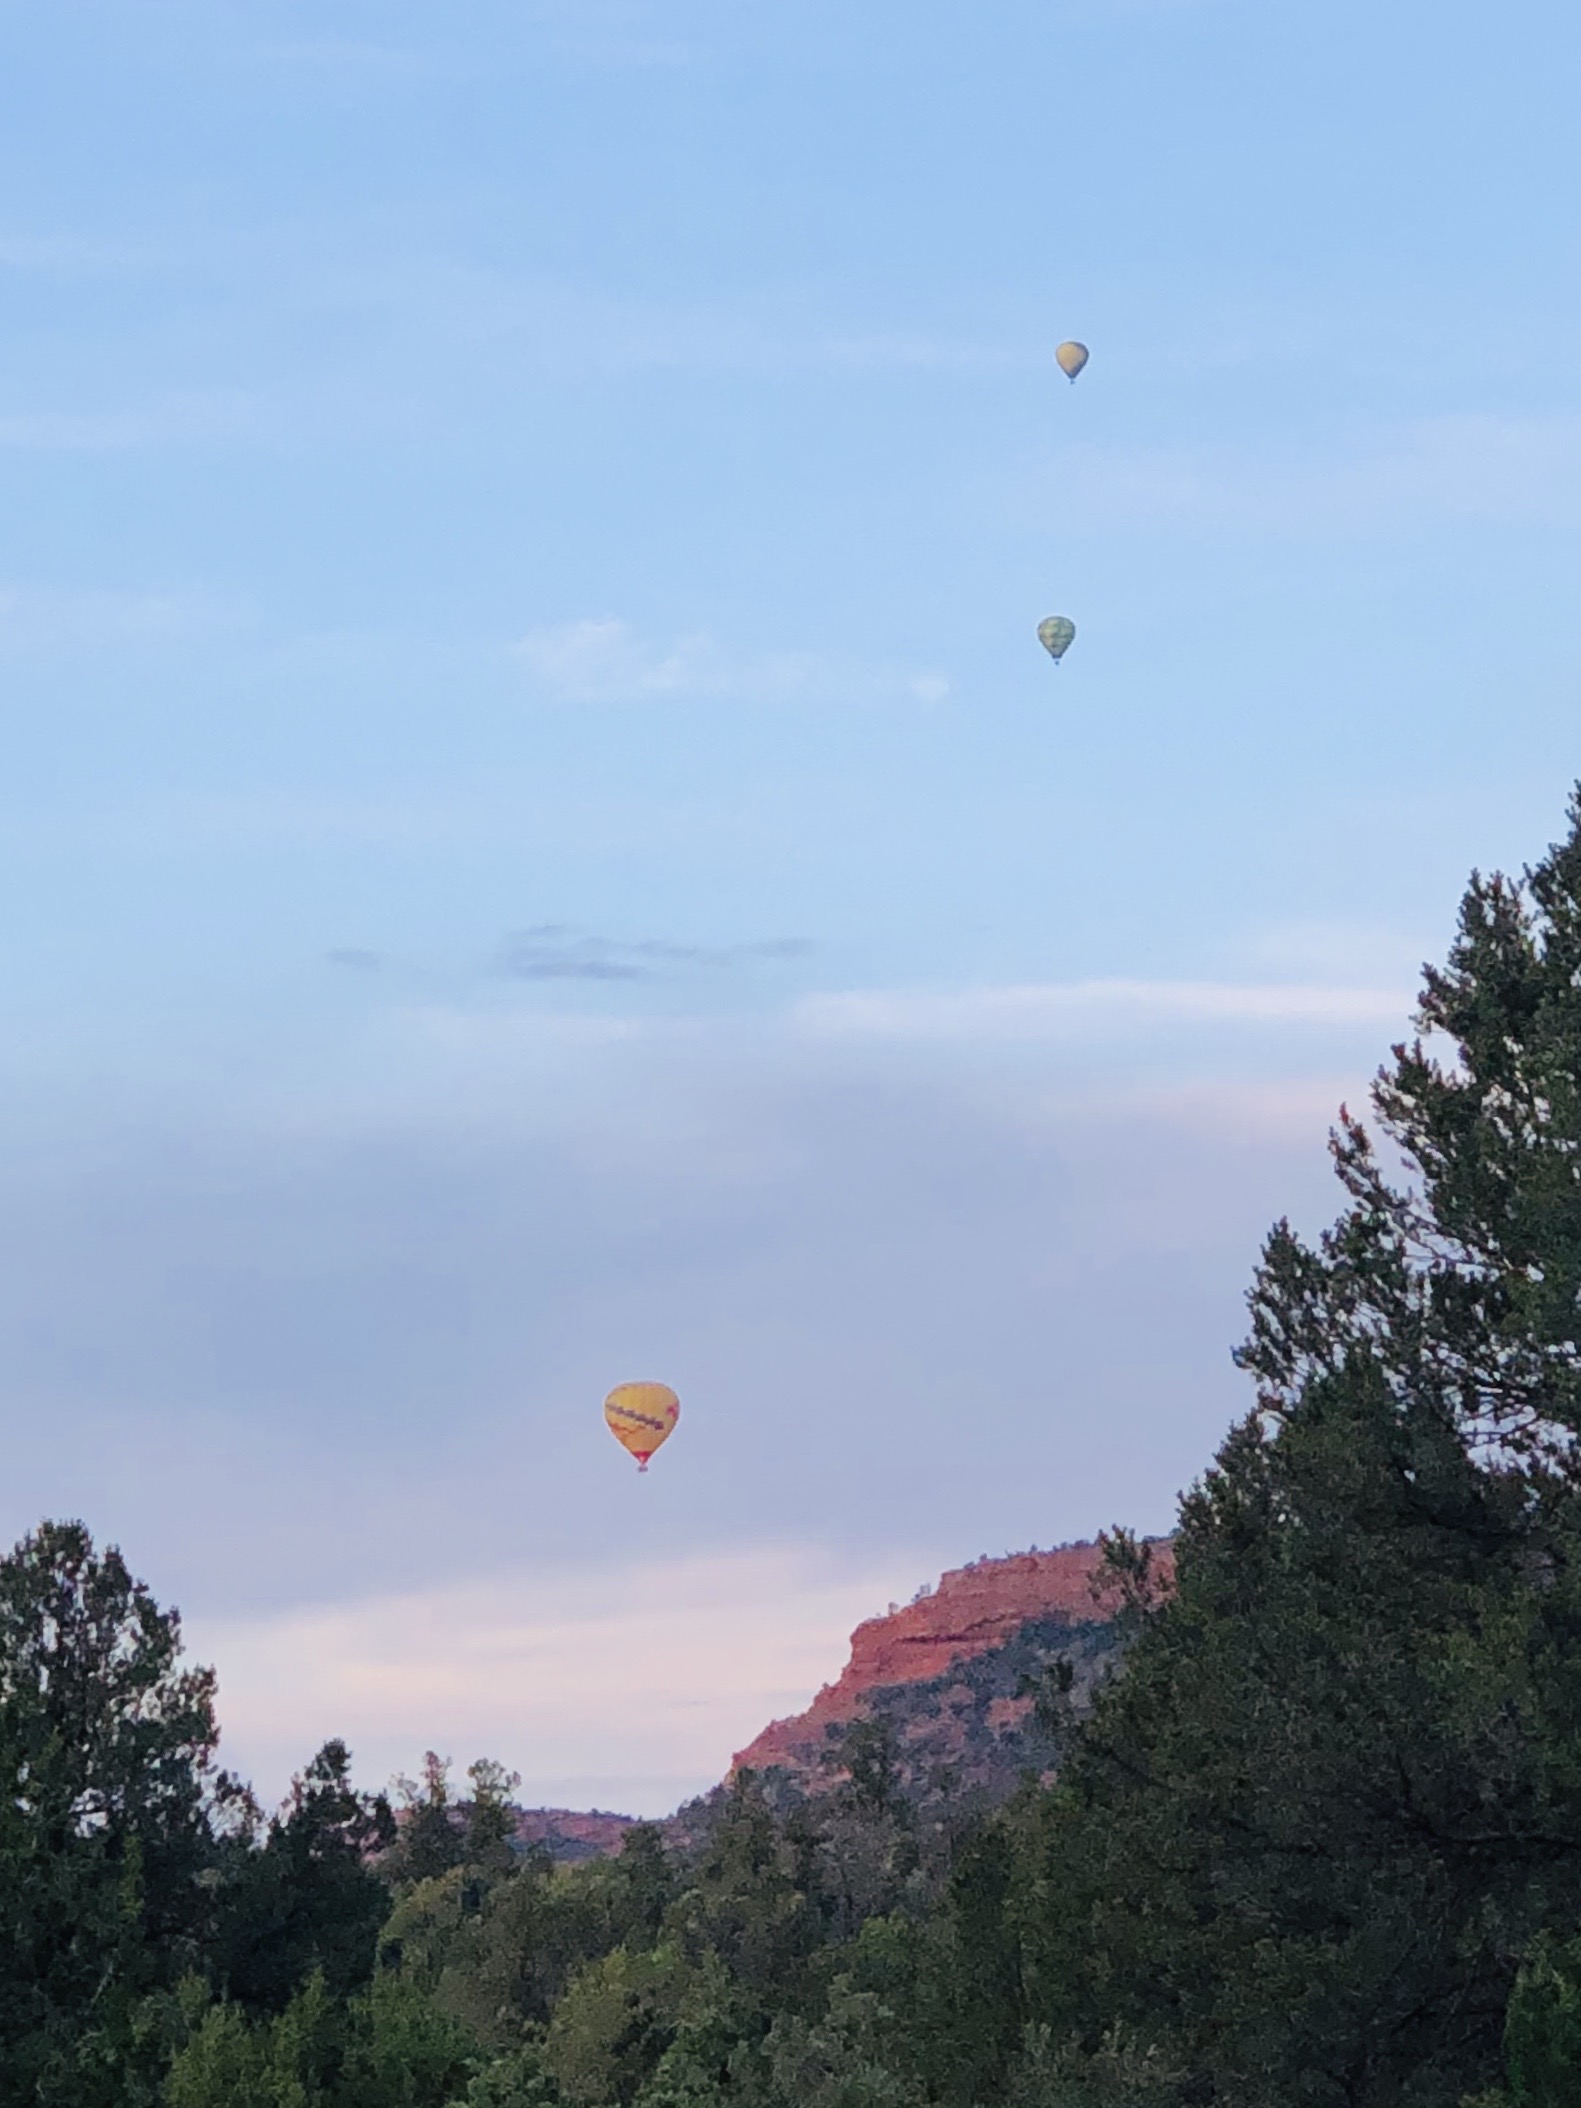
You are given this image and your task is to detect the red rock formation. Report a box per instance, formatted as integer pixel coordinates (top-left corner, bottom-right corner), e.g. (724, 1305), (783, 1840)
(512, 1807), (638, 1861)
(730, 1539), (1173, 1779)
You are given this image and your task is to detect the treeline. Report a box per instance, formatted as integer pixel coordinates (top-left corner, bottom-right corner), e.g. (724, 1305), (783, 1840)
(18, 804), (1581, 2104)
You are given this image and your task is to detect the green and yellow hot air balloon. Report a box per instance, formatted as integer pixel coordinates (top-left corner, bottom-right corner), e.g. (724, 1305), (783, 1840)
(604, 1382), (680, 1472)
(1037, 616), (1076, 665)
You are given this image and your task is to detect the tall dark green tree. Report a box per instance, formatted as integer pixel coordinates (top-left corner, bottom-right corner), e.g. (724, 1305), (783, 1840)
(387, 1751), (471, 1887)
(671, 1772), (829, 2007)
(213, 1737), (395, 2013)
(0, 1520), (235, 2106)
(925, 1823), (1025, 2108)
(1012, 794), (1581, 2106)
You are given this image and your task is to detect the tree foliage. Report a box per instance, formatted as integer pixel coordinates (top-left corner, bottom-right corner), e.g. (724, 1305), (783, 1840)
(0, 1519), (231, 2105)
(1008, 790), (1581, 2104)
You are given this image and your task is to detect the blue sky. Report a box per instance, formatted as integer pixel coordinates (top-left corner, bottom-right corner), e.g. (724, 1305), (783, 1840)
(3, 0), (1580, 1810)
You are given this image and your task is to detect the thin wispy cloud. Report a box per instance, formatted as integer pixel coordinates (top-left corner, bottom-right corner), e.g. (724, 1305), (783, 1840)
(1229, 918), (1430, 983)
(1059, 414), (1581, 535)
(0, 232), (162, 277)
(796, 978), (1412, 1042)
(244, 37), (444, 77)
(0, 583), (238, 647)
(285, 248), (1023, 383)
(498, 925), (812, 982)
(514, 0), (703, 69)
(513, 617), (949, 706)
(0, 391), (254, 452)
(169, 793), (474, 848)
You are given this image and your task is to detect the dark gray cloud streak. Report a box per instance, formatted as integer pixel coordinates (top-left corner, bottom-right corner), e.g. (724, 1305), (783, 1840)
(497, 926), (813, 981)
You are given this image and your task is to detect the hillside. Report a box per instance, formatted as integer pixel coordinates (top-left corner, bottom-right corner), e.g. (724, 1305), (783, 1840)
(510, 1807), (639, 1861)
(507, 1539), (1169, 1860)
(729, 1538), (1167, 1794)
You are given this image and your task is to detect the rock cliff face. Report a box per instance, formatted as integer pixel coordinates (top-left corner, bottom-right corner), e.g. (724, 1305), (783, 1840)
(731, 1538), (1172, 1784)
(505, 1539), (1174, 1857)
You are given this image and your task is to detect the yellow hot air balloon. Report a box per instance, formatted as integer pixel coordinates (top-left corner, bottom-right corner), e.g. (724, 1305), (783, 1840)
(604, 1382), (680, 1472)
(1055, 340), (1089, 383)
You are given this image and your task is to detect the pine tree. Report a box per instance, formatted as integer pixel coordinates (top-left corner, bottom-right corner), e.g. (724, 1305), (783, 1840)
(0, 1520), (232, 2105)
(1015, 793), (1581, 2107)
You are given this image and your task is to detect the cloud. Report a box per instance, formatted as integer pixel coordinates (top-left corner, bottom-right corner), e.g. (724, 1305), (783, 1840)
(248, 3), (704, 76)
(243, 37), (441, 77)
(168, 793), (474, 848)
(326, 949), (385, 972)
(0, 584), (236, 648)
(506, 0), (703, 69)
(0, 1000), (1362, 1739)
(187, 1544), (922, 1814)
(0, 233), (159, 276)
(366, 258), (1020, 379)
(0, 391), (254, 452)
(795, 978), (1413, 1043)
(513, 617), (949, 707)
(497, 925), (813, 982)
(1057, 414), (1581, 535)
(1229, 919), (1432, 986)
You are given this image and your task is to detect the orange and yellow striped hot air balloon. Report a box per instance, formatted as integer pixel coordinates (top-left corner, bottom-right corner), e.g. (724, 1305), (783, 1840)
(603, 1382), (680, 1472)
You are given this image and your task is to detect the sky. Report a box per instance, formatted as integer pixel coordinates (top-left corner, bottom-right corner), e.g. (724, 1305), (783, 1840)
(2, 0), (1580, 1814)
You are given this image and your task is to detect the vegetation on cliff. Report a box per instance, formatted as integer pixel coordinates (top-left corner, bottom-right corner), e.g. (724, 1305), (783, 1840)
(16, 796), (1581, 2101)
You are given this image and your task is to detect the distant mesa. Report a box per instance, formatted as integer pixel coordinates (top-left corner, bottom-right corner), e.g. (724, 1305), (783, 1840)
(729, 1538), (1173, 1790)
(510, 1807), (639, 1863)
(498, 1539), (1175, 1861)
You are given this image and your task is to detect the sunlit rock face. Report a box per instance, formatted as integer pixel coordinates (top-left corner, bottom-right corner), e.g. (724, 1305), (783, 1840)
(506, 1539), (1178, 1856)
(729, 1538), (1175, 1792)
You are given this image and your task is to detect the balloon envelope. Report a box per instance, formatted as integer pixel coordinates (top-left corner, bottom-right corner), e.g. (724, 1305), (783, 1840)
(1055, 340), (1089, 381)
(604, 1382), (680, 1471)
(1037, 615), (1076, 663)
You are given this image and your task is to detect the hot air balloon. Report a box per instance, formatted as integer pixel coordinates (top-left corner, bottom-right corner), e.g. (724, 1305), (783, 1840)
(604, 1382), (680, 1472)
(1055, 341), (1089, 383)
(1037, 616), (1076, 664)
